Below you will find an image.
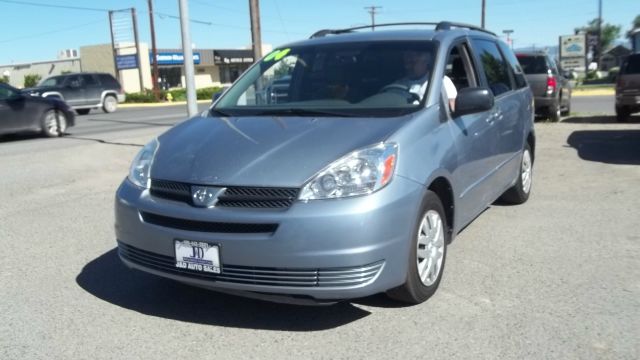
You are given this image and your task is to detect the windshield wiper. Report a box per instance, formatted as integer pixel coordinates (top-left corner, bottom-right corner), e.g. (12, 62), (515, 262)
(254, 108), (356, 117)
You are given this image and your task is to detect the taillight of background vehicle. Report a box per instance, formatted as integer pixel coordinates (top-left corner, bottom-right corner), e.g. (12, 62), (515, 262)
(546, 75), (557, 95)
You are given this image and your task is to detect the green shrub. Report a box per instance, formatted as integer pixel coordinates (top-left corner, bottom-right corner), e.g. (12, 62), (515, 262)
(0, 75), (8, 84)
(23, 74), (42, 88)
(125, 86), (222, 103)
(125, 89), (166, 103)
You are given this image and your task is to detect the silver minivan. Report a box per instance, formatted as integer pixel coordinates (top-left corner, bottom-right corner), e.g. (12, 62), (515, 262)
(115, 22), (535, 305)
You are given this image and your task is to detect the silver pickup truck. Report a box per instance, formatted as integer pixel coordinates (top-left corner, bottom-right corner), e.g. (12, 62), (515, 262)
(516, 52), (572, 122)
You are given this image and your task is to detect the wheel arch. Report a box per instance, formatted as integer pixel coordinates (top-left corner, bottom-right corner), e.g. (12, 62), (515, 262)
(427, 176), (455, 242)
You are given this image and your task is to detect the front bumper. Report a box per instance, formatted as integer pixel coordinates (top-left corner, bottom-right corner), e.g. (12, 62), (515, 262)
(115, 176), (425, 302)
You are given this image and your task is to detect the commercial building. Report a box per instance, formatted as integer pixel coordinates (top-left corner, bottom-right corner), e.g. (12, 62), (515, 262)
(1, 42), (271, 91)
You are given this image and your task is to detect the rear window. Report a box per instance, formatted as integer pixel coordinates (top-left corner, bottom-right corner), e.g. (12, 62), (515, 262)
(516, 55), (548, 74)
(621, 55), (640, 74)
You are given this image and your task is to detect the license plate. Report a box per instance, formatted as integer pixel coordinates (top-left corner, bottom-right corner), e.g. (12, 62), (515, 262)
(174, 240), (221, 274)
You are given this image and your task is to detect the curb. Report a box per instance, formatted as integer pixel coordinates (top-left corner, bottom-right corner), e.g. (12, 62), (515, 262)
(120, 100), (211, 108)
(571, 89), (614, 97)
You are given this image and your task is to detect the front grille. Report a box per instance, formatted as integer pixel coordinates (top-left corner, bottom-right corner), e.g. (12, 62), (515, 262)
(140, 211), (278, 234)
(150, 179), (299, 209)
(118, 242), (384, 288)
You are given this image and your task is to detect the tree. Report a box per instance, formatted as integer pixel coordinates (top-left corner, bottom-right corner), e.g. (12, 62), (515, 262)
(575, 18), (622, 51)
(23, 74), (41, 88)
(633, 15), (640, 29)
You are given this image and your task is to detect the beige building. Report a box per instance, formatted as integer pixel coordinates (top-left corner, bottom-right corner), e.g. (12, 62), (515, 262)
(1, 43), (271, 92)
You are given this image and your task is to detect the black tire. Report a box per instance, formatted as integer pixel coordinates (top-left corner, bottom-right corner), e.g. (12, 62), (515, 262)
(387, 190), (449, 304)
(41, 109), (67, 138)
(616, 106), (629, 122)
(102, 95), (118, 113)
(76, 109), (90, 115)
(548, 102), (561, 122)
(500, 142), (533, 204)
(561, 97), (571, 116)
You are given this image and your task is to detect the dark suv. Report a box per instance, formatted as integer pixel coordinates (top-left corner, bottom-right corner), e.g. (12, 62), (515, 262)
(23, 72), (125, 115)
(616, 53), (640, 122)
(516, 52), (572, 121)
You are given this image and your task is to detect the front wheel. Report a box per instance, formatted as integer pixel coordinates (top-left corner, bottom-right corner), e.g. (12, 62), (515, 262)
(500, 143), (533, 204)
(387, 191), (449, 304)
(41, 109), (67, 137)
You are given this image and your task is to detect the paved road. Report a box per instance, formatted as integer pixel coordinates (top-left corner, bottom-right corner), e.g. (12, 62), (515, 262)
(1, 97), (638, 359)
(571, 94), (616, 116)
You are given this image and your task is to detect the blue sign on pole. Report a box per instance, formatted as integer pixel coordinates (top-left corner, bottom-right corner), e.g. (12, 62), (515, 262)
(116, 54), (139, 70)
(150, 52), (201, 65)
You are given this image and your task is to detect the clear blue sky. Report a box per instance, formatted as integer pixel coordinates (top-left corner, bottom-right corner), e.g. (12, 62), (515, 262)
(0, 0), (638, 64)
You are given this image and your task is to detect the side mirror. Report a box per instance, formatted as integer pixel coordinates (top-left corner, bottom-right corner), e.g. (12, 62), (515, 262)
(453, 87), (494, 117)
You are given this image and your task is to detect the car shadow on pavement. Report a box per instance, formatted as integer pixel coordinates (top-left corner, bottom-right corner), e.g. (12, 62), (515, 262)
(566, 129), (640, 165)
(76, 249), (371, 331)
(562, 115), (640, 124)
(0, 132), (44, 143)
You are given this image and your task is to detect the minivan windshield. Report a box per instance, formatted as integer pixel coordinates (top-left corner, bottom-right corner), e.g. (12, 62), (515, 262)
(213, 41), (436, 117)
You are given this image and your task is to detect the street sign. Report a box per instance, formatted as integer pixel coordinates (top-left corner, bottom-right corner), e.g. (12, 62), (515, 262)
(560, 57), (586, 72)
(560, 35), (586, 58)
(115, 54), (138, 70)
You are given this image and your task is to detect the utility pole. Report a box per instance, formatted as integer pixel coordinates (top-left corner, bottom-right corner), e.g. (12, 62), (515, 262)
(249, 0), (262, 62)
(178, 0), (197, 117)
(148, 0), (160, 100)
(503, 29), (514, 48)
(597, 0), (602, 66)
(481, 0), (486, 28)
(364, 6), (382, 30)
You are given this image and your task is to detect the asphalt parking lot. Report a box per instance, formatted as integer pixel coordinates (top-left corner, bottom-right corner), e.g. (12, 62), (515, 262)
(1, 96), (638, 359)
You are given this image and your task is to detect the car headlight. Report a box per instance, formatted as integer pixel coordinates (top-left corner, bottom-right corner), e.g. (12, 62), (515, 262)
(299, 143), (398, 200)
(128, 138), (159, 189)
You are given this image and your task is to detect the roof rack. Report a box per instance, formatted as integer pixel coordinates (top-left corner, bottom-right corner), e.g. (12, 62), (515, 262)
(309, 21), (495, 39)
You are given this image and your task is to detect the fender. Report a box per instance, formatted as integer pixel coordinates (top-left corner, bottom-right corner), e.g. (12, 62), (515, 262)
(42, 91), (64, 100)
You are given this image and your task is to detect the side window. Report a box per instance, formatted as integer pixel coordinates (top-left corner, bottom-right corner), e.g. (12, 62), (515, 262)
(0, 85), (17, 100)
(64, 75), (82, 87)
(497, 42), (527, 89)
(81, 75), (98, 86)
(471, 39), (513, 96)
(445, 43), (478, 91)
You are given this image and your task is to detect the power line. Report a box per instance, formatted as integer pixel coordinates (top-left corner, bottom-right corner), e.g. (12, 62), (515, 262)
(0, 19), (105, 44)
(272, 0), (290, 41)
(0, 0), (111, 12)
(155, 11), (212, 25)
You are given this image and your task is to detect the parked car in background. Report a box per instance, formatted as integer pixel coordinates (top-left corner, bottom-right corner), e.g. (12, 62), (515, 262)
(22, 72), (125, 115)
(516, 52), (572, 121)
(116, 22), (535, 305)
(0, 83), (74, 137)
(616, 53), (640, 122)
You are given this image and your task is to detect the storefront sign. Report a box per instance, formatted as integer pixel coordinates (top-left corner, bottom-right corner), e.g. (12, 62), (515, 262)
(213, 50), (254, 65)
(151, 52), (201, 65)
(559, 35), (586, 58)
(116, 54), (138, 70)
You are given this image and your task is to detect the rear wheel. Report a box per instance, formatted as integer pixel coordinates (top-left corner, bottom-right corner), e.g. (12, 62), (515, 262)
(76, 109), (90, 115)
(41, 109), (67, 137)
(548, 102), (561, 122)
(387, 191), (449, 304)
(102, 95), (118, 113)
(500, 142), (533, 204)
(616, 106), (629, 122)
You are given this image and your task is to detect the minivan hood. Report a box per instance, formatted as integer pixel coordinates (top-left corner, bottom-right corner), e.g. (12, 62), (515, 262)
(151, 114), (411, 187)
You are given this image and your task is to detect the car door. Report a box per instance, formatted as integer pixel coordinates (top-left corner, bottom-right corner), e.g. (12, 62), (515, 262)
(0, 84), (42, 133)
(444, 40), (502, 225)
(60, 75), (85, 107)
(81, 74), (102, 105)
